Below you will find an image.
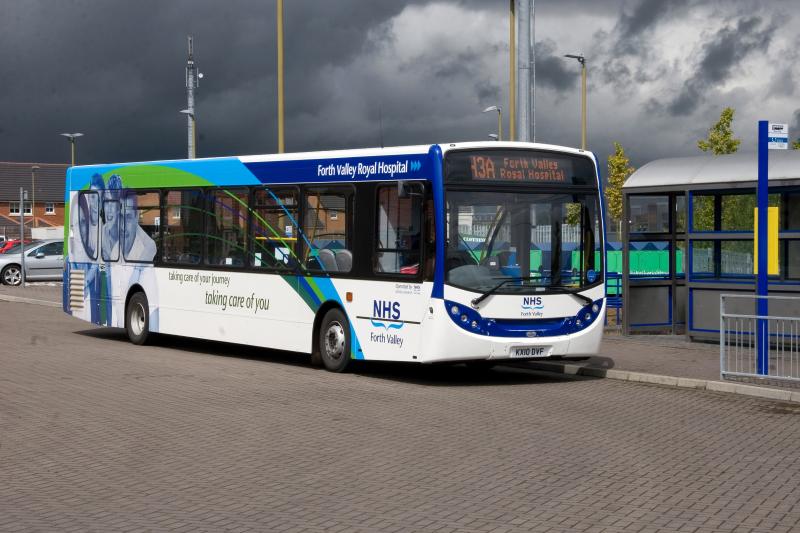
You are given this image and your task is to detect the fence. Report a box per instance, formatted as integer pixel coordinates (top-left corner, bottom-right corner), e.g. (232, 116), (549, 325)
(720, 294), (800, 384)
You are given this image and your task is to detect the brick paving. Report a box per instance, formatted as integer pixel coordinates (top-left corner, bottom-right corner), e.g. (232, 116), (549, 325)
(1, 301), (800, 532)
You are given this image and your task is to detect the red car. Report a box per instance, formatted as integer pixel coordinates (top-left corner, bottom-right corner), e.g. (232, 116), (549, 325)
(0, 239), (32, 254)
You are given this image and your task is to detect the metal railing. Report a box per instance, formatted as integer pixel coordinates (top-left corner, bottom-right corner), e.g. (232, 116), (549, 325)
(720, 294), (800, 384)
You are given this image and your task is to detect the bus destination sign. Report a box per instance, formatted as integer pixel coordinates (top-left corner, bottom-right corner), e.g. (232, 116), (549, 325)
(469, 154), (566, 182)
(445, 150), (595, 186)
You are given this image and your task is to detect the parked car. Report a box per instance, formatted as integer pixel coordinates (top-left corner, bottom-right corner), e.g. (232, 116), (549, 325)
(0, 239), (64, 286)
(0, 239), (33, 254)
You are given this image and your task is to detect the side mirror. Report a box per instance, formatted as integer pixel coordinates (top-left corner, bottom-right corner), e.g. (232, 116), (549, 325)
(36, 252), (45, 259)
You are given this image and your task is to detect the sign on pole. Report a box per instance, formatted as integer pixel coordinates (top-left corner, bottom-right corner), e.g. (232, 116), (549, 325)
(768, 123), (788, 150)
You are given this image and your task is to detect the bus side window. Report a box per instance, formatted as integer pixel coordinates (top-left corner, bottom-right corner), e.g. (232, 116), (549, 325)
(163, 189), (205, 265)
(207, 188), (248, 267)
(302, 188), (352, 273)
(251, 188), (299, 270)
(374, 184), (422, 276)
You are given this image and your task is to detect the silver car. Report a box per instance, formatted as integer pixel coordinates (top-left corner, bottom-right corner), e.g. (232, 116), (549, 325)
(0, 239), (65, 286)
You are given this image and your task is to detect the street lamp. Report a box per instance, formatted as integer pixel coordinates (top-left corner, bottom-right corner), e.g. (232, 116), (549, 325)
(60, 133), (84, 166)
(564, 54), (586, 150)
(179, 109), (197, 159)
(483, 106), (503, 142)
(31, 166), (39, 228)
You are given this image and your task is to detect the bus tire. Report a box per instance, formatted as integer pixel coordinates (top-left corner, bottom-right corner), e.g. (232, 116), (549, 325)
(318, 308), (351, 373)
(125, 292), (150, 345)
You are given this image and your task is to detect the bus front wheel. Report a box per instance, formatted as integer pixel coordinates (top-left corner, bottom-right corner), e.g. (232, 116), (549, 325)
(126, 292), (150, 345)
(318, 308), (351, 373)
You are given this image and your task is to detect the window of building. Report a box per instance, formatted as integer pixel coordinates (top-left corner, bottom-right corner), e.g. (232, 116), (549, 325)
(9, 202), (32, 216)
(45, 203), (55, 215)
(122, 191), (160, 263)
(302, 188), (352, 272)
(375, 184), (423, 275)
(251, 188), (299, 270)
(163, 189), (205, 264)
(207, 189), (248, 267)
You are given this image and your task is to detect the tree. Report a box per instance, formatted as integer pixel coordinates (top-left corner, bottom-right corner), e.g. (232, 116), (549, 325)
(792, 138), (800, 149)
(606, 142), (635, 223)
(697, 107), (741, 155)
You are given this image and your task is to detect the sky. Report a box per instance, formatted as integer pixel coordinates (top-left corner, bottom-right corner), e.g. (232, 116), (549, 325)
(1, 0), (798, 169)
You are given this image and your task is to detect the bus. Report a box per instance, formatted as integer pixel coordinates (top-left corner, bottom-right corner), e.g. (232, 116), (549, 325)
(63, 142), (605, 372)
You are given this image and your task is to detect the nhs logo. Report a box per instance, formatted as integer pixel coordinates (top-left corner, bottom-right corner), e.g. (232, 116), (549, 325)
(371, 300), (403, 330)
(521, 296), (544, 318)
(521, 296), (543, 310)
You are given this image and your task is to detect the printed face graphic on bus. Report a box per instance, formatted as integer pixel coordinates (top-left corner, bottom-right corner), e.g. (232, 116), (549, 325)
(122, 194), (138, 256)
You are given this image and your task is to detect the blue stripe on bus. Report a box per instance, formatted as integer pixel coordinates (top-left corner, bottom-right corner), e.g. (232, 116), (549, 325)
(243, 154), (430, 184)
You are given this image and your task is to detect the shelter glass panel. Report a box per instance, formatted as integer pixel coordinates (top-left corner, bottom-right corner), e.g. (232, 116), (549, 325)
(720, 193), (780, 231)
(691, 240), (714, 278)
(786, 193), (800, 230)
(629, 195), (669, 233)
(720, 240), (753, 277)
(675, 195), (686, 233)
(628, 241), (670, 279)
(787, 240), (800, 280)
(692, 195), (715, 232)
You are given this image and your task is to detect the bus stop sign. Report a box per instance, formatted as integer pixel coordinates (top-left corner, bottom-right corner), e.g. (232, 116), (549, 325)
(768, 123), (788, 149)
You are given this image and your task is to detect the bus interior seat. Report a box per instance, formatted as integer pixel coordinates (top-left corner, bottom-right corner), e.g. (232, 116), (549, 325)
(317, 248), (338, 271)
(334, 249), (352, 272)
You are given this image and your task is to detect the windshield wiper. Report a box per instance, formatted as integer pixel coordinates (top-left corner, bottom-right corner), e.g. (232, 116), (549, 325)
(470, 276), (539, 308)
(542, 285), (593, 306)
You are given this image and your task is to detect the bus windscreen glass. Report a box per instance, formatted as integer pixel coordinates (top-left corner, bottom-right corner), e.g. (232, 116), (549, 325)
(445, 150), (596, 186)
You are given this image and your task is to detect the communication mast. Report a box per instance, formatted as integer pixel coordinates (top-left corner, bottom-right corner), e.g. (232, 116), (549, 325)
(184, 35), (202, 159)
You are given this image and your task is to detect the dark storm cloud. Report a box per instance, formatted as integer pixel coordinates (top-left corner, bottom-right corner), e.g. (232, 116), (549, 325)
(534, 40), (577, 92)
(666, 16), (774, 116)
(615, 0), (689, 53)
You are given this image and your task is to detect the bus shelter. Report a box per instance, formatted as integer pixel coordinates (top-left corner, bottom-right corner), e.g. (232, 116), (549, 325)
(621, 150), (800, 340)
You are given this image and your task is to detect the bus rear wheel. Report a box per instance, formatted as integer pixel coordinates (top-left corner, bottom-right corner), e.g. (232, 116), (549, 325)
(318, 308), (352, 373)
(126, 292), (150, 345)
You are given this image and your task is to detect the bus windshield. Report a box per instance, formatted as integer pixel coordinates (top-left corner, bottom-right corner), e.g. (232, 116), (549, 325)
(445, 190), (602, 294)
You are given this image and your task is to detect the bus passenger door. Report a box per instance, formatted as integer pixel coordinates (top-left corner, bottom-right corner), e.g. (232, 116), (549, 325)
(356, 182), (427, 361)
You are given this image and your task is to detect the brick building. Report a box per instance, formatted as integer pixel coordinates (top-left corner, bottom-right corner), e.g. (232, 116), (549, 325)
(0, 162), (68, 239)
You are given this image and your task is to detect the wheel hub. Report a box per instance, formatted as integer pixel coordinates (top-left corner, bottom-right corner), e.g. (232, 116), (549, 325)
(324, 321), (345, 361)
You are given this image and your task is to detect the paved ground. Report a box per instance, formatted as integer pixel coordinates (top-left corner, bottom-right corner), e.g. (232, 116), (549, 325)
(2, 300), (800, 532)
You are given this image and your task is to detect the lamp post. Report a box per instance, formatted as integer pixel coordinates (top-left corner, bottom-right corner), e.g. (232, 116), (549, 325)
(483, 106), (503, 142)
(277, 0), (285, 153)
(179, 109), (197, 158)
(31, 166), (39, 228)
(564, 54), (586, 150)
(60, 133), (84, 166)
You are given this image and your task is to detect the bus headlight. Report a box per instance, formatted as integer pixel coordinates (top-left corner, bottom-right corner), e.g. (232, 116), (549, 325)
(592, 303), (600, 313)
(471, 320), (478, 329)
(451, 305), (460, 315)
(585, 313), (592, 321)
(461, 314), (468, 323)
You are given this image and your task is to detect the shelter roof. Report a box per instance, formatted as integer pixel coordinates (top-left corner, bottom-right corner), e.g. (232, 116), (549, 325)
(623, 150), (800, 190)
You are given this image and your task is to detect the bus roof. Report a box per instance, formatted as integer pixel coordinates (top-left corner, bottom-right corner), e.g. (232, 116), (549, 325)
(66, 141), (595, 192)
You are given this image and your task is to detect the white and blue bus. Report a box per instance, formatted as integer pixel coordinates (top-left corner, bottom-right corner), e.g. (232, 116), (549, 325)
(63, 142), (605, 371)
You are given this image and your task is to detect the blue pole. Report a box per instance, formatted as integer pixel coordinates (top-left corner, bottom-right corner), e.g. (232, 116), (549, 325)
(756, 120), (769, 375)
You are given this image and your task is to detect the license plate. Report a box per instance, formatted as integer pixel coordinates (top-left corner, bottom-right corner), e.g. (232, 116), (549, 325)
(510, 345), (551, 358)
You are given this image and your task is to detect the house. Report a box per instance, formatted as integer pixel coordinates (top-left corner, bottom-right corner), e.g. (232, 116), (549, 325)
(0, 162), (68, 240)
